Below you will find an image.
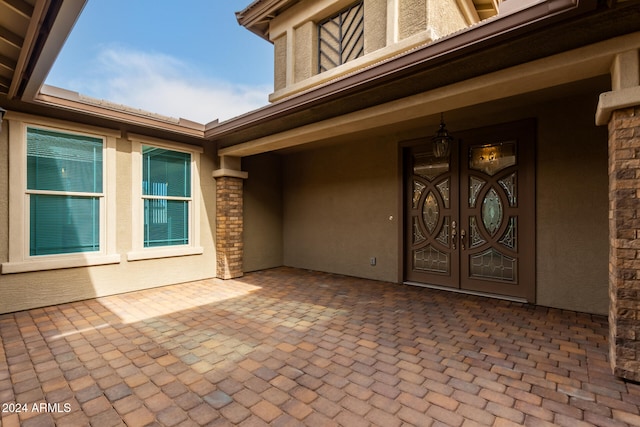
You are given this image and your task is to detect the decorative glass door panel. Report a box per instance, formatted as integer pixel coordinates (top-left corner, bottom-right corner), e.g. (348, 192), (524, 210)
(405, 120), (535, 302)
(405, 144), (459, 288)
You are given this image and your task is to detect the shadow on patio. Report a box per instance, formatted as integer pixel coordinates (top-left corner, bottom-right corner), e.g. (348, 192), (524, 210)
(1, 267), (639, 426)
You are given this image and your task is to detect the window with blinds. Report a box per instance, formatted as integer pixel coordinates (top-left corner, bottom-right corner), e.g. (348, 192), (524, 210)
(142, 146), (191, 247)
(26, 127), (103, 256)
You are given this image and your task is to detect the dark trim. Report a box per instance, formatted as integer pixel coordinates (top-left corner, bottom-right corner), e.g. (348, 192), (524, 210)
(236, 0), (299, 40)
(208, 0), (639, 147)
(16, 0), (64, 98)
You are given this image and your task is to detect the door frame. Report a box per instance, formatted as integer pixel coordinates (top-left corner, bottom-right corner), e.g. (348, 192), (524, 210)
(401, 119), (536, 303)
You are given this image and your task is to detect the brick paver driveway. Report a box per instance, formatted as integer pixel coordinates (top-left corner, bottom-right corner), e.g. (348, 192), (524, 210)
(1, 267), (639, 426)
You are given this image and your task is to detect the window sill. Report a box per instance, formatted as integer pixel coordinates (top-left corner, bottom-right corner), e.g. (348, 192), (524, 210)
(126, 246), (204, 261)
(1, 254), (122, 274)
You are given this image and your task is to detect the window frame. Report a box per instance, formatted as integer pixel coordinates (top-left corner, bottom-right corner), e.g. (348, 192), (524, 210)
(2, 114), (120, 274)
(127, 134), (203, 261)
(317, 0), (365, 74)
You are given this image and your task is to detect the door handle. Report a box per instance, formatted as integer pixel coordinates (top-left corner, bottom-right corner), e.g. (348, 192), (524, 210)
(460, 229), (466, 250)
(451, 220), (457, 250)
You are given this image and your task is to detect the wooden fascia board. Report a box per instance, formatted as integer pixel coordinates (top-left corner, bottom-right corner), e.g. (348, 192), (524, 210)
(20, 0), (87, 100)
(33, 89), (206, 138)
(236, 0), (298, 40)
(458, 0), (481, 25)
(8, 0), (47, 98)
(206, 0), (592, 142)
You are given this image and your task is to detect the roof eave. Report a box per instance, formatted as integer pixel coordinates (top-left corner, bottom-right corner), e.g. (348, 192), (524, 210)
(236, 0), (299, 41)
(33, 85), (206, 137)
(17, 0), (87, 101)
(206, 0), (598, 142)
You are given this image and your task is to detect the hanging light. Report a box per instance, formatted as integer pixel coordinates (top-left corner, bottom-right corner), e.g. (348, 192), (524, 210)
(432, 112), (453, 158)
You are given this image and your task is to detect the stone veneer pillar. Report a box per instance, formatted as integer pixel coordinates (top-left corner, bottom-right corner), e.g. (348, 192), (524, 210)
(608, 106), (640, 382)
(598, 50), (640, 381)
(213, 157), (248, 280)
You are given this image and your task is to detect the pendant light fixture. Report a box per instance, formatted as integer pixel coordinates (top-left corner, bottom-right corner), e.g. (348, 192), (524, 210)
(432, 113), (453, 158)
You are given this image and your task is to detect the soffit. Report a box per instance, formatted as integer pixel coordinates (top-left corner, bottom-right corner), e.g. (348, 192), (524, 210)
(238, 0), (501, 40)
(210, 0), (640, 148)
(0, 0), (36, 97)
(0, 0), (207, 143)
(0, 0), (88, 101)
(236, 0), (300, 40)
(472, 0), (499, 20)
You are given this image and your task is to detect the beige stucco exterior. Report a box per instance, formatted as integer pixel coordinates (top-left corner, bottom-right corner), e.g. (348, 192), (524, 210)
(398, 0), (428, 40)
(536, 91), (609, 314)
(282, 137), (400, 282)
(242, 85), (610, 314)
(0, 114), (218, 314)
(268, 0), (476, 101)
(232, 16), (634, 318)
(398, 0), (467, 41)
(1, 0), (639, 379)
(243, 153), (284, 271)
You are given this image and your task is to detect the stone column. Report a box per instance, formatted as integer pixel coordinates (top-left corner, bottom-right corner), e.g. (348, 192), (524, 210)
(213, 157), (248, 280)
(597, 50), (640, 381)
(608, 106), (640, 382)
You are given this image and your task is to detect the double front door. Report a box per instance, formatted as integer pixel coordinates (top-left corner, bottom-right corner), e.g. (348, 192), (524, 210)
(405, 120), (535, 302)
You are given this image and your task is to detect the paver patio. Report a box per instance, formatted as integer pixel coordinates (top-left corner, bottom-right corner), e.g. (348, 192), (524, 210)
(1, 267), (639, 427)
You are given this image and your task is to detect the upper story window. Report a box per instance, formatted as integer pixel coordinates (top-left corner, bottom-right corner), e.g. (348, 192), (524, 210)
(318, 1), (364, 73)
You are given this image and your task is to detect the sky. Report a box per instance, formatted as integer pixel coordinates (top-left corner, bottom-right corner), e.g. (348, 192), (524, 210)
(45, 1), (274, 124)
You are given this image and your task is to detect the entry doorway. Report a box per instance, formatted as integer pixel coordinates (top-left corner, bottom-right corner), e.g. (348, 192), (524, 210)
(404, 119), (536, 302)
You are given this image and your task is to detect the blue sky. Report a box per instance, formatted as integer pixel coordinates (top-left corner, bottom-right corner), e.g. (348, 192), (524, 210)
(45, 1), (274, 124)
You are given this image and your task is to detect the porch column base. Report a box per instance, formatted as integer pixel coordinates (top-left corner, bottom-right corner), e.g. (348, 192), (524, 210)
(213, 163), (248, 280)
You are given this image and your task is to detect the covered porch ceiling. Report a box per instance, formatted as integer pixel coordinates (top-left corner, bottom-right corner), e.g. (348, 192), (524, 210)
(0, 0), (43, 98)
(0, 0), (85, 101)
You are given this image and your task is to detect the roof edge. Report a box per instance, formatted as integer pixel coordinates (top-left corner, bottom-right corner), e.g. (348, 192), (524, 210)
(21, 0), (87, 100)
(207, 0), (594, 140)
(236, 0), (299, 40)
(32, 85), (207, 137)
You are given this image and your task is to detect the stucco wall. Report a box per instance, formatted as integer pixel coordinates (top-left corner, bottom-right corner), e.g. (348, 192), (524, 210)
(399, 0), (467, 41)
(364, 0), (387, 53)
(294, 21), (316, 83)
(282, 137), (400, 282)
(243, 153), (284, 271)
(399, 0), (427, 40)
(274, 35), (287, 91)
(0, 121), (217, 314)
(427, 0), (467, 38)
(268, 0), (469, 101)
(535, 93), (609, 314)
(267, 91), (608, 314)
